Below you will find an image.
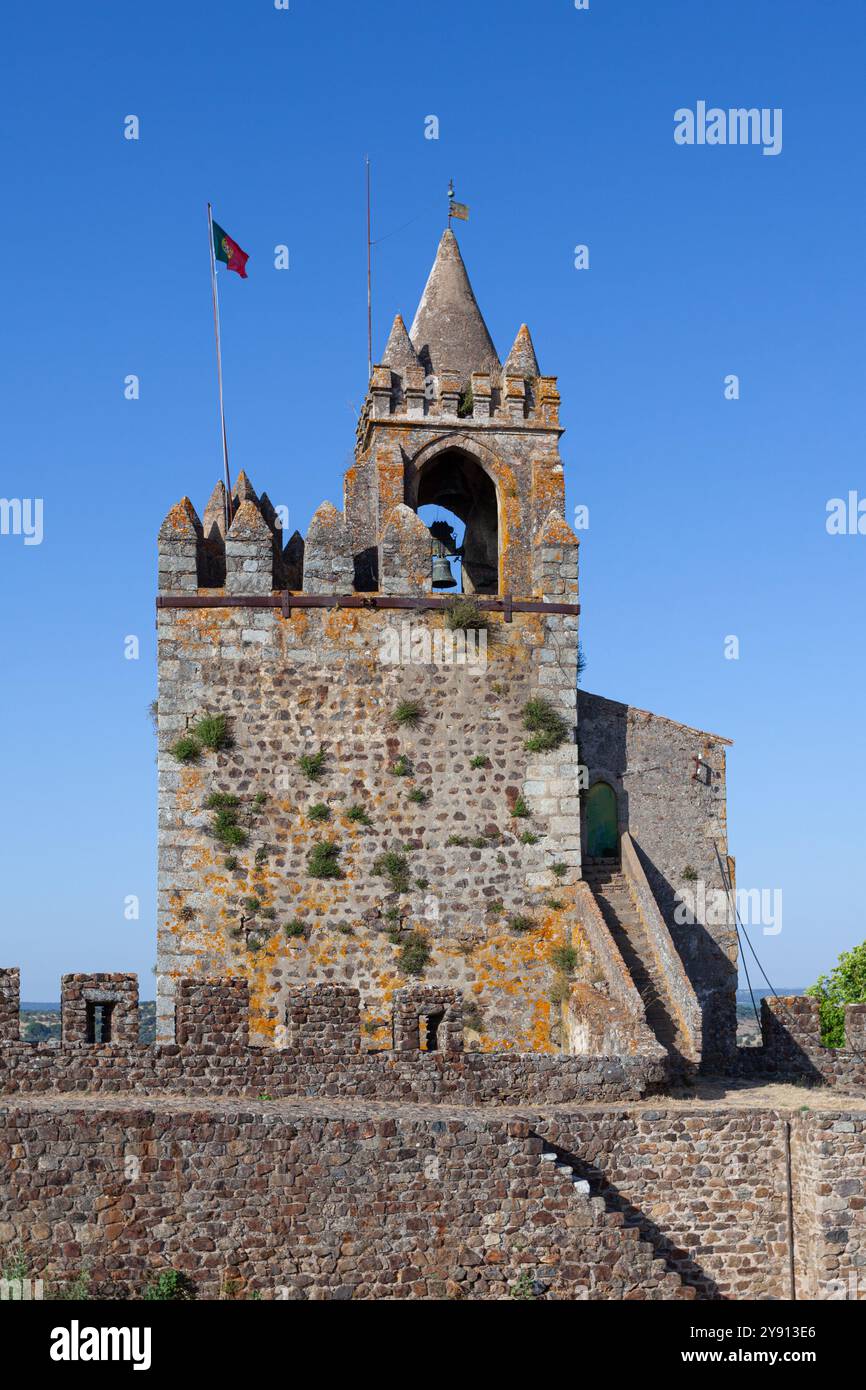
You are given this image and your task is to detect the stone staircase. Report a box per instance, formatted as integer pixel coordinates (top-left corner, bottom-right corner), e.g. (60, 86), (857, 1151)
(582, 858), (687, 1068)
(540, 1145), (695, 1299)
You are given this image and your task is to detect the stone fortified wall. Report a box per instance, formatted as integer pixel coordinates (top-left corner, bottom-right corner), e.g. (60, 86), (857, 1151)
(741, 995), (866, 1090)
(2, 971), (865, 1299)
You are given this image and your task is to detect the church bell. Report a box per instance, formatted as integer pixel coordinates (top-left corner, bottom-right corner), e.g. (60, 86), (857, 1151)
(430, 519), (459, 589)
(432, 553), (457, 589)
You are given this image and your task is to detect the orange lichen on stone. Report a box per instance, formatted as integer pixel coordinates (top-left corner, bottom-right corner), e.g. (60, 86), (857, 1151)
(158, 496), (201, 537)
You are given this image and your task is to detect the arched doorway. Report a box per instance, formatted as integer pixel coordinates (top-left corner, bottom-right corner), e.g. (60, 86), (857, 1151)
(412, 448), (498, 594)
(585, 782), (618, 858)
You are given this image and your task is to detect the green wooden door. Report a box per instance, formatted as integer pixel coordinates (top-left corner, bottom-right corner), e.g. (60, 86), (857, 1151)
(586, 782), (618, 857)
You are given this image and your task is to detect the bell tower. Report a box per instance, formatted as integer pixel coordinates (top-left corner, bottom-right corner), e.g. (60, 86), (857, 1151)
(155, 225), (584, 1053)
(346, 229), (569, 597)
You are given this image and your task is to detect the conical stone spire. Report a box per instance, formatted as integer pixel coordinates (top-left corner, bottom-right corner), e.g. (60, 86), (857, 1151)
(381, 314), (420, 373)
(409, 229), (500, 383)
(504, 323), (540, 379)
(202, 481), (228, 539)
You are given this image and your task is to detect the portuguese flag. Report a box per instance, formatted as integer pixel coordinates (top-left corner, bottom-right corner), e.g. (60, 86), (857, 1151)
(212, 220), (249, 278)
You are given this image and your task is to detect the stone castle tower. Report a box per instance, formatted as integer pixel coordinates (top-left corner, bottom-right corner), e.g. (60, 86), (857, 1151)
(156, 229), (737, 1069)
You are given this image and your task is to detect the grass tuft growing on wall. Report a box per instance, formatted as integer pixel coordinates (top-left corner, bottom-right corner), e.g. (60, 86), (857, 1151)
(397, 931), (430, 977)
(392, 699), (424, 728)
(307, 841), (342, 879)
(299, 747), (326, 781)
(523, 697), (570, 753)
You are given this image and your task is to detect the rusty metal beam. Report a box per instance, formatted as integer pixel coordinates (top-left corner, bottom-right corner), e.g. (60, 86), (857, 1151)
(155, 592), (580, 618)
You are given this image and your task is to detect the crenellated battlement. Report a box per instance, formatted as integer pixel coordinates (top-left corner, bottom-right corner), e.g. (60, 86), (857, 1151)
(0, 968), (668, 1104)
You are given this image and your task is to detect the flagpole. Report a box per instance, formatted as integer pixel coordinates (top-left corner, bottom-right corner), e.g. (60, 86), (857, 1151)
(207, 202), (233, 533)
(366, 156), (373, 382)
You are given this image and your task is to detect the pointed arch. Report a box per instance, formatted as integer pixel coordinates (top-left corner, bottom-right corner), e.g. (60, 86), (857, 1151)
(405, 435), (508, 595)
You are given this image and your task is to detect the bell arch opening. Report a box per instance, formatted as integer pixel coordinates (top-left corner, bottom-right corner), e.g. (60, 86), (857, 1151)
(411, 448), (499, 595)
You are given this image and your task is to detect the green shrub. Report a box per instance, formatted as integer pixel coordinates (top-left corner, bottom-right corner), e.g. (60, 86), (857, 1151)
(550, 862), (568, 880)
(393, 699), (424, 728)
(511, 796), (530, 819)
(284, 920), (306, 939)
(445, 598), (491, 634)
(682, 866), (698, 882)
(192, 714), (233, 752)
(170, 734), (201, 764)
(550, 945), (579, 975)
(408, 787), (429, 805)
(299, 747), (326, 781)
(546, 898), (565, 911)
(520, 831), (539, 845)
(205, 792), (241, 811)
(510, 1272), (537, 1301)
(347, 804), (371, 825)
(415, 877), (430, 890)
(307, 841), (342, 879)
(806, 940), (866, 1048)
(1, 1247), (28, 1282)
(446, 834), (470, 848)
(398, 931), (430, 977)
(373, 851), (411, 894)
(218, 823), (247, 849)
(523, 697), (570, 753)
(470, 755), (489, 769)
(308, 802), (331, 823)
(206, 791), (249, 847)
(243, 896), (261, 913)
(390, 755), (412, 777)
(51, 1268), (92, 1301)
(508, 914), (535, 935)
(213, 810), (247, 849)
(144, 1269), (194, 1302)
(224, 855), (239, 870)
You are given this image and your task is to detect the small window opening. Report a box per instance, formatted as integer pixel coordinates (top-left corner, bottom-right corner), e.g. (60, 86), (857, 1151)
(424, 1009), (445, 1053)
(86, 1001), (115, 1043)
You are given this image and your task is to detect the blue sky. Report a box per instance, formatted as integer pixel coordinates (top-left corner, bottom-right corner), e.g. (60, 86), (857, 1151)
(2, 0), (864, 998)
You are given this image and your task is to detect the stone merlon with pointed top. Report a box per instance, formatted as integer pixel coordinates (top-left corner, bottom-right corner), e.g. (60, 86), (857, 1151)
(157, 497), (202, 593)
(504, 323), (541, 379)
(381, 314), (420, 375)
(225, 497), (274, 594)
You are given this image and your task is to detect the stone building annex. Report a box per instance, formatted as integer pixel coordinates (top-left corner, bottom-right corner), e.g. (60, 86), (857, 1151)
(1, 230), (865, 1301)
